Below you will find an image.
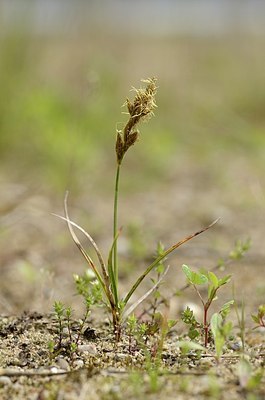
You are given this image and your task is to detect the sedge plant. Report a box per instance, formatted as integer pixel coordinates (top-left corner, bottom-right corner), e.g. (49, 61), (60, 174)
(55, 78), (217, 340)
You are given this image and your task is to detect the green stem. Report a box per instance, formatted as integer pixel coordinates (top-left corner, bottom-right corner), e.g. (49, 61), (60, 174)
(113, 164), (121, 298)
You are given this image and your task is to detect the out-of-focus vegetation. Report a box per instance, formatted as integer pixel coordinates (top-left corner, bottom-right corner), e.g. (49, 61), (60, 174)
(0, 31), (265, 198)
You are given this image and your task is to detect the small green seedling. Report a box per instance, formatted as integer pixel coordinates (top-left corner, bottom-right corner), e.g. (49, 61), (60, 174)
(210, 300), (234, 360)
(55, 78), (217, 340)
(251, 304), (265, 329)
(181, 306), (200, 340)
(53, 301), (65, 350)
(233, 290), (246, 353)
(229, 238), (251, 261)
(175, 340), (205, 356)
(52, 299), (91, 361)
(237, 358), (263, 391)
(126, 314), (138, 354)
(182, 264), (231, 347)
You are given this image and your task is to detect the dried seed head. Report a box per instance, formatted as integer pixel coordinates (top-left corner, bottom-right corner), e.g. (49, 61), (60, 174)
(123, 131), (139, 152)
(115, 78), (157, 165)
(129, 77), (157, 121)
(116, 131), (124, 164)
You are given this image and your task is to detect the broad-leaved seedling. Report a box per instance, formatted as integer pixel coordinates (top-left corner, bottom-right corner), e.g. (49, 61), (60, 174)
(182, 265), (232, 347)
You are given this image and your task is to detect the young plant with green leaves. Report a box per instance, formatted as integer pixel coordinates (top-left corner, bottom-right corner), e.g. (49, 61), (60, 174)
(251, 304), (265, 329)
(210, 300), (234, 360)
(51, 297), (93, 360)
(181, 306), (201, 340)
(55, 78), (217, 340)
(182, 264), (232, 347)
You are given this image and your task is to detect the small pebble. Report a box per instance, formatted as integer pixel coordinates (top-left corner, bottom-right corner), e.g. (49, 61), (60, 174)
(228, 341), (242, 351)
(114, 353), (128, 361)
(0, 376), (12, 386)
(73, 359), (84, 368)
(56, 357), (70, 371)
(199, 357), (214, 368)
(78, 344), (97, 355)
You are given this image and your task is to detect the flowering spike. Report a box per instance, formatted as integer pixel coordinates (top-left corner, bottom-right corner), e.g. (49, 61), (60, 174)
(115, 78), (157, 165)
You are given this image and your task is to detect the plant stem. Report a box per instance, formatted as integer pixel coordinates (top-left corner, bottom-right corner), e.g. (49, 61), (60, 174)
(204, 306), (209, 347)
(113, 164), (121, 299)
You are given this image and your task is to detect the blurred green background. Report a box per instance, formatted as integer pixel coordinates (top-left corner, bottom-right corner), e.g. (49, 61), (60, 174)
(0, 1), (264, 314)
(1, 33), (265, 193)
(0, 3), (264, 195)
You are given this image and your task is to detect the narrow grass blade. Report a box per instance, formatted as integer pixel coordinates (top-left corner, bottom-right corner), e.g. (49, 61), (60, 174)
(122, 265), (170, 321)
(123, 219), (219, 306)
(64, 192), (108, 282)
(53, 212), (106, 292)
(53, 192), (114, 304)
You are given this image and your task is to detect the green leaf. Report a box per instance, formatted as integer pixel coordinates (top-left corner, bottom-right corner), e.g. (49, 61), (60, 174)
(182, 264), (192, 281)
(210, 313), (222, 338)
(210, 313), (225, 359)
(192, 271), (208, 285)
(188, 327), (200, 340)
(208, 271), (219, 288)
(220, 300), (234, 319)
(156, 241), (165, 256)
(223, 321), (233, 336)
(251, 314), (260, 324)
(168, 319), (178, 329)
(176, 340), (205, 355)
(238, 359), (252, 389)
(258, 304), (265, 316)
(182, 265), (208, 285)
(218, 275), (232, 287)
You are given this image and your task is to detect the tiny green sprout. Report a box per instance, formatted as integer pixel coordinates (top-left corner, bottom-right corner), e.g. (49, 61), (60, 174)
(181, 306), (200, 340)
(237, 358), (263, 391)
(53, 300), (65, 318)
(70, 342), (78, 354)
(74, 270), (103, 309)
(65, 306), (72, 319)
(147, 368), (161, 393)
(175, 340), (205, 356)
(127, 314), (138, 331)
(53, 301), (65, 349)
(229, 238), (251, 260)
(210, 306), (233, 361)
(48, 340), (55, 360)
(251, 304), (265, 328)
(65, 306), (73, 342)
(182, 264), (232, 347)
(219, 300), (234, 320)
(126, 316), (151, 353)
(52, 301), (89, 360)
(139, 322), (148, 337)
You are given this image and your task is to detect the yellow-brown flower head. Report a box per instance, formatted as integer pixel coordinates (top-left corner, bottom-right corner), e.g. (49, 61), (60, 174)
(116, 78), (157, 164)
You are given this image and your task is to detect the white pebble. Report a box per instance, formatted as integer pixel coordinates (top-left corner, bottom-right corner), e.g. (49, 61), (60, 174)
(0, 376), (12, 386)
(78, 344), (97, 355)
